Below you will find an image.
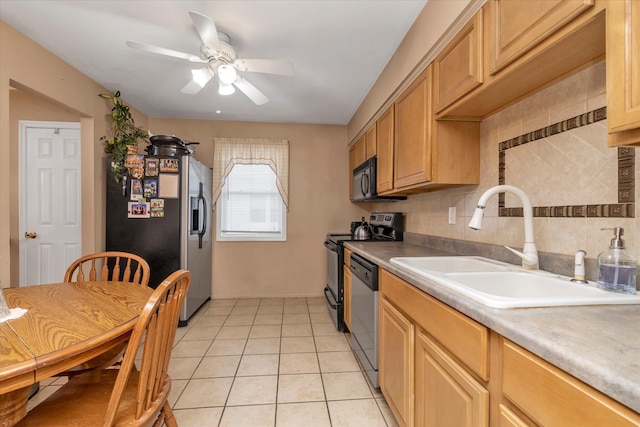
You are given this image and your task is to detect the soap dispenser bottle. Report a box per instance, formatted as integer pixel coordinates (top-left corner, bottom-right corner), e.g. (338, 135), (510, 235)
(597, 227), (637, 294)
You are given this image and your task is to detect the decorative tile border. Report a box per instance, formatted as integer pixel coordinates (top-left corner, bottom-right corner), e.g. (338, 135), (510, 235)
(498, 107), (636, 218)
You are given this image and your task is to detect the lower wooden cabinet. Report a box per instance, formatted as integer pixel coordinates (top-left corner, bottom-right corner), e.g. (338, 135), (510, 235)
(343, 264), (351, 331)
(415, 329), (489, 427)
(379, 297), (414, 427)
(343, 248), (352, 330)
(501, 339), (640, 427)
(379, 268), (640, 427)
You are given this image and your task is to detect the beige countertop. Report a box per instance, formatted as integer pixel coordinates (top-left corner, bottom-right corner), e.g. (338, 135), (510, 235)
(344, 240), (640, 414)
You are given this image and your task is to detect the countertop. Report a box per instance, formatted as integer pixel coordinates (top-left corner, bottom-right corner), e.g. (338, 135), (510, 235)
(344, 240), (640, 414)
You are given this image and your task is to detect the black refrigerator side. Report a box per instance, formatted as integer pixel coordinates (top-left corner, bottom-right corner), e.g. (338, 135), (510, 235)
(105, 156), (181, 289)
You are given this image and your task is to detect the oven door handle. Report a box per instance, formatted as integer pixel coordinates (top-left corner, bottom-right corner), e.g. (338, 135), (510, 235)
(324, 286), (338, 309)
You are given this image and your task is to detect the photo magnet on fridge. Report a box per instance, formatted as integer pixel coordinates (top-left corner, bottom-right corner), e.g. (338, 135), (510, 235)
(159, 158), (179, 173)
(124, 154), (144, 168)
(130, 179), (143, 201)
(150, 198), (164, 218)
(145, 158), (159, 176)
(143, 179), (158, 198)
(128, 201), (150, 218)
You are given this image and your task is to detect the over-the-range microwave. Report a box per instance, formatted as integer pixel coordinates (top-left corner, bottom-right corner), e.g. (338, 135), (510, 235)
(352, 157), (406, 202)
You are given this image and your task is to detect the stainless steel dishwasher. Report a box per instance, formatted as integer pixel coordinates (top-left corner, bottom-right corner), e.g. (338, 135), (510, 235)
(349, 252), (379, 387)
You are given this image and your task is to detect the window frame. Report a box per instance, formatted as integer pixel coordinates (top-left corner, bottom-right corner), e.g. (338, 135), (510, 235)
(215, 164), (287, 242)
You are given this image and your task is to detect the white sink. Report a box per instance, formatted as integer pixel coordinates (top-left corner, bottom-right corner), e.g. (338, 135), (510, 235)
(389, 256), (640, 309)
(390, 256), (514, 274)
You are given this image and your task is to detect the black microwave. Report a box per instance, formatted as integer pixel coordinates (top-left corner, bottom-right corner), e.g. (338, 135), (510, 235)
(352, 157), (406, 202)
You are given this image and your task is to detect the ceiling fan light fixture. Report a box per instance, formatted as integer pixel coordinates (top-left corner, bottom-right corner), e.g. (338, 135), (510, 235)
(217, 64), (237, 85)
(192, 68), (213, 87)
(218, 81), (235, 96)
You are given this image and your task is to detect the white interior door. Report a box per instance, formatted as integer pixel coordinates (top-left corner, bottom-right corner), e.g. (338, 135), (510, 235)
(20, 121), (81, 286)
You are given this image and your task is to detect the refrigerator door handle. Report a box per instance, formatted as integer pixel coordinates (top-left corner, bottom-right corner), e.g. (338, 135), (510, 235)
(198, 183), (206, 249)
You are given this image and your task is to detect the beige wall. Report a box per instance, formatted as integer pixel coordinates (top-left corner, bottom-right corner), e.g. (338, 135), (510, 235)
(0, 20), (148, 287)
(149, 118), (368, 298)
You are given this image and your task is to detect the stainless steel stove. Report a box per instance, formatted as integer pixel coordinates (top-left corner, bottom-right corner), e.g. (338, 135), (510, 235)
(323, 212), (403, 332)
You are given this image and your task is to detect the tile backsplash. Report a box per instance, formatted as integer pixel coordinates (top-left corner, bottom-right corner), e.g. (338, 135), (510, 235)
(375, 61), (639, 272)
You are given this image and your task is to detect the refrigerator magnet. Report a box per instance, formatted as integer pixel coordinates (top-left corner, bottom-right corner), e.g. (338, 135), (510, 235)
(145, 158), (159, 176)
(130, 179), (143, 201)
(128, 201), (150, 218)
(124, 154), (144, 168)
(150, 198), (164, 218)
(158, 174), (179, 198)
(143, 179), (158, 198)
(159, 158), (179, 173)
(130, 167), (144, 179)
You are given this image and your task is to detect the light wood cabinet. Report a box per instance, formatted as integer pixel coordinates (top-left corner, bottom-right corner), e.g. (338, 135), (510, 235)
(433, 9), (483, 113)
(379, 296), (414, 427)
(415, 329), (489, 427)
(501, 339), (640, 427)
(379, 269), (489, 427)
(394, 67), (433, 189)
(353, 135), (366, 167)
(487, 0), (595, 75)
(376, 105), (394, 194)
(606, 0), (640, 146)
(343, 248), (352, 331)
(365, 123), (377, 159)
(348, 145), (357, 201)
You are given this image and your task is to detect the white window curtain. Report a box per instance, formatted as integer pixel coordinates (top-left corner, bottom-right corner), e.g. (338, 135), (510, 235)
(212, 138), (289, 210)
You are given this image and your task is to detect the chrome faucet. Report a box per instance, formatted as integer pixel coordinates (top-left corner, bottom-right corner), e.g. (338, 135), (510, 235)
(468, 185), (539, 270)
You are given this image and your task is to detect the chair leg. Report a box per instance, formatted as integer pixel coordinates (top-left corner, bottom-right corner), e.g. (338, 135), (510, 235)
(153, 401), (178, 427)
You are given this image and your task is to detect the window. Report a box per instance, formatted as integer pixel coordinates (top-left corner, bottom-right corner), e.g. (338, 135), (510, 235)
(216, 164), (286, 241)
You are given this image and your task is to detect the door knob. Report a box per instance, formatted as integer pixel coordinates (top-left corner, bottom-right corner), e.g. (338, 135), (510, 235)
(25, 232), (37, 239)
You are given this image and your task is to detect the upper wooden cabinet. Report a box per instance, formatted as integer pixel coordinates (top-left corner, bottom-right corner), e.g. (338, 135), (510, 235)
(376, 105), (394, 194)
(433, 9), (483, 113)
(394, 67), (433, 189)
(365, 123), (377, 159)
(437, 0), (605, 119)
(607, 0), (640, 146)
(488, 0), (595, 74)
(393, 66), (480, 193)
(353, 135), (367, 167)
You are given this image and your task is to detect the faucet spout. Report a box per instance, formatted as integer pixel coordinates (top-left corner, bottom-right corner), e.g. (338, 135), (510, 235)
(468, 185), (539, 270)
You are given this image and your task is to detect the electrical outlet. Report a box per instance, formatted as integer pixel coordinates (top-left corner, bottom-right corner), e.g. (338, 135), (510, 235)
(448, 207), (456, 224)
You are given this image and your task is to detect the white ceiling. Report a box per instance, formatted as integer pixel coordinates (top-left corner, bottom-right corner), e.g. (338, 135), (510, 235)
(0, 0), (427, 125)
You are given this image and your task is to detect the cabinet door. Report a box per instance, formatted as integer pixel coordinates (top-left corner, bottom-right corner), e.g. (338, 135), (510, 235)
(354, 135), (366, 167)
(376, 105), (394, 193)
(434, 9), (483, 113)
(343, 265), (351, 331)
(394, 66), (432, 189)
(502, 340), (640, 427)
(379, 297), (414, 427)
(607, 0), (640, 138)
(415, 330), (489, 427)
(348, 145), (357, 200)
(488, 0), (594, 74)
(498, 405), (530, 427)
(365, 123), (377, 159)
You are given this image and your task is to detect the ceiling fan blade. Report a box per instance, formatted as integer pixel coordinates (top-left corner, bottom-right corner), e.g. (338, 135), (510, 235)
(233, 59), (294, 76)
(188, 10), (221, 49)
(126, 41), (206, 63)
(181, 79), (205, 95)
(180, 68), (214, 94)
(233, 77), (269, 105)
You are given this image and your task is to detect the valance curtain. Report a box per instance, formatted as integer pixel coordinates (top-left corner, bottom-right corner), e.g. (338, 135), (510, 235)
(212, 138), (290, 210)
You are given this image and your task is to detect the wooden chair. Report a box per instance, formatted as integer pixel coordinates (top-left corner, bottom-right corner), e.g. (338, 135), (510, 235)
(16, 269), (191, 427)
(55, 251), (151, 377)
(64, 251), (150, 286)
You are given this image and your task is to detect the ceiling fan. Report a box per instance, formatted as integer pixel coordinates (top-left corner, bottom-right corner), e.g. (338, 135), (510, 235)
(126, 11), (294, 105)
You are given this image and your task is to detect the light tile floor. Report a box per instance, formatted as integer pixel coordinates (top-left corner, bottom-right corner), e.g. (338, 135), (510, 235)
(29, 297), (399, 427)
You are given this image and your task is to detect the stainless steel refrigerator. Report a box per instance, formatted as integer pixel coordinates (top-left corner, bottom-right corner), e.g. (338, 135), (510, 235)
(106, 154), (212, 325)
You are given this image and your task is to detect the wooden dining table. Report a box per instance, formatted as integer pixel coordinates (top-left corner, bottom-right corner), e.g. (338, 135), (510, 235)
(0, 281), (153, 427)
